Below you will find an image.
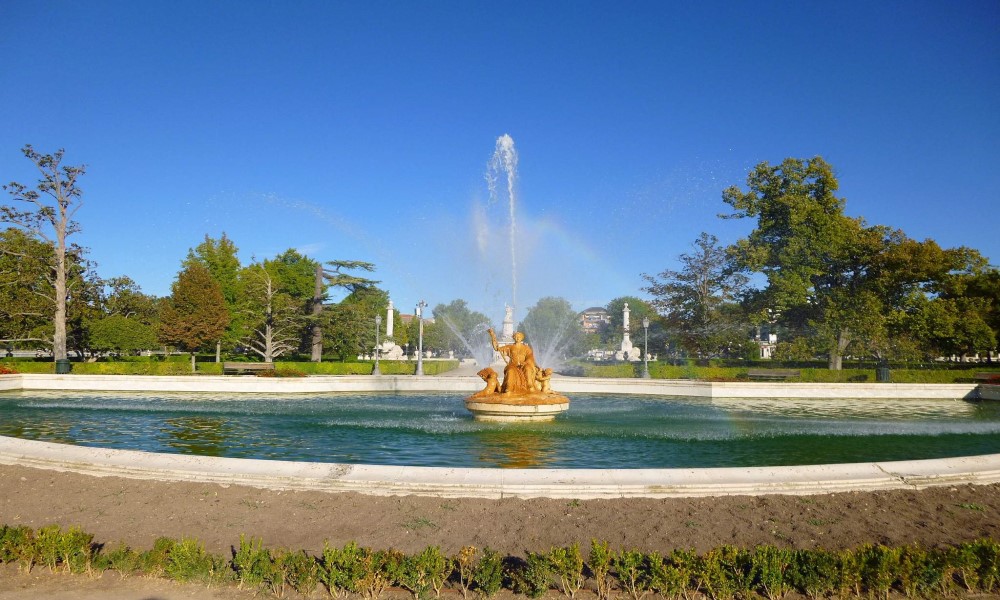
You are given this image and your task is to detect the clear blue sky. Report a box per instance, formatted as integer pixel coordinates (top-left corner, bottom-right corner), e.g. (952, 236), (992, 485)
(2, 1), (998, 325)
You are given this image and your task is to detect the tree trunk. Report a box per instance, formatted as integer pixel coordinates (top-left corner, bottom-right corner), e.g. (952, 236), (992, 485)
(311, 264), (323, 362)
(828, 328), (851, 370)
(52, 222), (68, 362)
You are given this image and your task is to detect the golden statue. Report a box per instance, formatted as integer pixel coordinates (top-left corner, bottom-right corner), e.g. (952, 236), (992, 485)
(465, 328), (570, 422)
(487, 328), (537, 395)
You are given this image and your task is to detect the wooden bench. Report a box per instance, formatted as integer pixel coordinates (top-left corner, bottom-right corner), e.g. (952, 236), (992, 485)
(222, 362), (275, 375)
(974, 372), (1000, 383)
(747, 368), (801, 381)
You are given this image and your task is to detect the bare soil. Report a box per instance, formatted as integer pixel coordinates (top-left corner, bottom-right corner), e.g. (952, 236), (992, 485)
(1, 464), (998, 599)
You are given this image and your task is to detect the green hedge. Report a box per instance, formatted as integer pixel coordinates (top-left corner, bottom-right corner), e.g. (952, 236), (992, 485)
(1, 524), (997, 599)
(0, 359), (460, 376)
(573, 361), (993, 383)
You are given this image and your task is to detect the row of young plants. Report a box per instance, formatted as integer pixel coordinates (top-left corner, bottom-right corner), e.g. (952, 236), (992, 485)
(2, 525), (999, 599)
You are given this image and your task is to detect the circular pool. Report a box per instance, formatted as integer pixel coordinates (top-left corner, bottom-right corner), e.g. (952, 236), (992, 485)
(2, 390), (998, 469)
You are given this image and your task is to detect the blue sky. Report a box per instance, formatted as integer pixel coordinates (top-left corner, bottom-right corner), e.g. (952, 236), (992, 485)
(2, 1), (998, 325)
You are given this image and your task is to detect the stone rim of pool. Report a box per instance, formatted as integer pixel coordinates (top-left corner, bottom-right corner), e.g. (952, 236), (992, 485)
(1, 373), (997, 498)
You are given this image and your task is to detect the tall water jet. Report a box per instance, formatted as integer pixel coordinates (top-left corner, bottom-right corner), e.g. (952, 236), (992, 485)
(486, 134), (519, 321)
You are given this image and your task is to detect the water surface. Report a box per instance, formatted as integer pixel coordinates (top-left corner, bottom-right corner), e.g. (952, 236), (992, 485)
(1, 391), (997, 469)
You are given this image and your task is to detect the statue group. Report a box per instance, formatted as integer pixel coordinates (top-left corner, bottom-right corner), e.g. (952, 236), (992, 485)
(468, 328), (561, 401)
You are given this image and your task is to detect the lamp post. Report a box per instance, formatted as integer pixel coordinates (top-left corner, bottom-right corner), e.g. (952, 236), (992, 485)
(642, 316), (651, 379)
(373, 314), (382, 376)
(415, 300), (427, 376)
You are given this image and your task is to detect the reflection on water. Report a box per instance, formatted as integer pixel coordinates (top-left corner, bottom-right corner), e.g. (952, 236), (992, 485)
(475, 429), (557, 468)
(161, 417), (230, 457)
(0, 390), (998, 469)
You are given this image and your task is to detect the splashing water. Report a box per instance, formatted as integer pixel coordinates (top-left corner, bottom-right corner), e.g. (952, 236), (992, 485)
(486, 134), (519, 321)
(440, 317), (496, 367)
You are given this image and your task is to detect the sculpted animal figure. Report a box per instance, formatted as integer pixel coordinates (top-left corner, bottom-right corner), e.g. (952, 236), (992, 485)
(535, 367), (553, 393)
(475, 367), (501, 396)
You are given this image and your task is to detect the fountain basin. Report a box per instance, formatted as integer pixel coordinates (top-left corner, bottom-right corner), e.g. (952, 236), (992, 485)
(464, 392), (570, 422)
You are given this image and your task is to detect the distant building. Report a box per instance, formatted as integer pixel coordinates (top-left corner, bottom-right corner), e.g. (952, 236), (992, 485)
(579, 307), (610, 334)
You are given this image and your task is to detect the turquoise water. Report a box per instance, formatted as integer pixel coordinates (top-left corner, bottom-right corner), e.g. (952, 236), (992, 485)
(1, 391), (998, 469)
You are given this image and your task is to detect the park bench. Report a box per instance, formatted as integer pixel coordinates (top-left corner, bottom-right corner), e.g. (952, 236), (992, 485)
(747, 368), (801, 381)
(974, 372), (1000, 384)
(222, 361), (275, 375)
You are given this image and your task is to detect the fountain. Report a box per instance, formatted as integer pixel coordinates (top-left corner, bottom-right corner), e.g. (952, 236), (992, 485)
(464, 327), (570, 422)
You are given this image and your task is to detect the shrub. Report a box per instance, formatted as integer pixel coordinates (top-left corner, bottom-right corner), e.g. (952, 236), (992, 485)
(547, 544), (584, 598)
(321, 540), (366, 597)
(472, 547), (504, 599)
(233, 535), (272, 591)
(399, 546), (452, 599)
(163, 537), (220, 583)
(613, 549), (653, 600)
(647, 551), (686, 600)
(787, 549), (839, 599)
(101, 542), (142, 579)
(0, 364), (18, 374)
(588, 539), (615, 600)
(453, 545), (478, 599)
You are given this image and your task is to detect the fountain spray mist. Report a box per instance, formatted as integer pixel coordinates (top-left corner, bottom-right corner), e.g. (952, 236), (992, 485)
(486, 134), (519, 322)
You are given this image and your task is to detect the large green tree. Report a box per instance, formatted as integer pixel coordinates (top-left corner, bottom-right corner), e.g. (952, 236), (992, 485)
(519, 296), (585, 368)
(431, 299), (491, 360)
(642, 233), (749, 358)
(237, 262), (310, 362)
(0, 228), (53, 348)
(158, 263), (230, 353)
(2, 146), (86, 363)
(723, 157), (987, 368)
(183, 233), (242, 350)
(310, 260), (378, 361)
(322, 286), (388, 361)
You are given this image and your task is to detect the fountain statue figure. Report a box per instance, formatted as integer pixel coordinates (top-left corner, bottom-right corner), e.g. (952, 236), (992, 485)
(465, 328), (570, 422)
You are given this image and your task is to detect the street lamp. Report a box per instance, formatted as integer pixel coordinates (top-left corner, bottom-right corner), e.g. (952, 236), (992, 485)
(373, 314), (382, 376)
(642, 316), (651, 379)
(415, 300), (427, 376)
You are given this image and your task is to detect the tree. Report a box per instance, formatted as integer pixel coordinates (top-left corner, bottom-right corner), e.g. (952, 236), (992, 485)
(431, 299), (491, 359)
(2, 145), (86, 363)
(723, 157), (988, 368)
(101, 275), (159, 323)
(642, 233), (749, 358)
(237, 263), (307, 362)
(518, 296), (585, 369)
(0, 228), (54, 349)
(158, 263), (230, 353)
(88, 315), (158, 354)
(310, 260), (378, 361)
(322, 286), (388, 361)
(183, 234), (242, 349)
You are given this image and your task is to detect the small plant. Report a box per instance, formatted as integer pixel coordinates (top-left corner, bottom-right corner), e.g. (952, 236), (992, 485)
(858, 544), (900, 600)
(454, 545), (478, 599)
(321, 540), (365, 597)
(512, 551), (552, 599)
(163, 537), (218, 583)
(787, 549), (838, 600)
(473, 547), (504, 599)
(646, 552), (686, 600)
(58, 526), (95, 574)
(399, 546), (451, 599)
(548, 544), (585, 598)
(0, 525), (36, 573)
(103, 542), (142, 579)
(139, 537), (177, 577)
(749, 545), (792, 600)
(35, 524), (63, 572)
(613, 549), (652, 600)
(589, 539), (615, 600)
(283, 549), (320, 596)
(355, 547), (402, 600)
(232, 535), (273, 591)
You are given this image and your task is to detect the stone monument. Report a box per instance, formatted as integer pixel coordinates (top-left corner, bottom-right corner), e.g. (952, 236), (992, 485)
(377, 300), (405, 360)
(615, 302), (641, 361)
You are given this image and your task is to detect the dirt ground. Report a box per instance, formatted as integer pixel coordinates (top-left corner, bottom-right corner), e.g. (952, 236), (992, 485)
(1, 464), (999, 599)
